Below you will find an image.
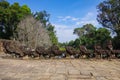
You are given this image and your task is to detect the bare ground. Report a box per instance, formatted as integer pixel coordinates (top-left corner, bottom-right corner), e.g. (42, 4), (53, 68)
(0, 53), (120, 80)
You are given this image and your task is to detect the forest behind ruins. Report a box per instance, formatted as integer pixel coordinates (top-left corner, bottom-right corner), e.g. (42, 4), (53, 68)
(0, 0), (120, 50)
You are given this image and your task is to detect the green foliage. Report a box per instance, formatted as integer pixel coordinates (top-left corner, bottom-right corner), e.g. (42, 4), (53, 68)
(68, 40), (74, 46)
(73, 24), (111, 48)
(74, 39), (80, 47)
(58, 42), (68, 48)
(97, 0), (120, 49)
(0, 0), (31, 39)
(73, 27), (84, 37)
(45, 24), (58, 45)
(74, 24), (96, 38)
(95, 28), (111, 44)
(97, 0), (120, 37)
(48, 29), (58, 45)
(59, 47), (66, 51)
(33, 10), (50, 27)
(0, 0), (58, 45)
(112, 36), (120, 49)
(0, 0), (9, 9)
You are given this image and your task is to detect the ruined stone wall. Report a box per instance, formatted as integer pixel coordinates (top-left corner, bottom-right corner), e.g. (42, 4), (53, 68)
(0, 39), (22, 53)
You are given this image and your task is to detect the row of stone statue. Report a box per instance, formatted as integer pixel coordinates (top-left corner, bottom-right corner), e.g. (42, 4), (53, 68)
(2, 40), (120, 59)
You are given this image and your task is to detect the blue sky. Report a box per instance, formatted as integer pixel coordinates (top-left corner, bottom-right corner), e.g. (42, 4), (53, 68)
(8, 0), (104, 43)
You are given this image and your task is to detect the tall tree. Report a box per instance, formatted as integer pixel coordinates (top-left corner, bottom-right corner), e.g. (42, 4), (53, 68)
(74, 24), (96, 37)
(95, 28), (111, 47)
(16, 16), (52, 48)
(0, 0), (31, 39)
(97, 0), (120, 37)
(73, 24), (96, 47)
(74, 24), (111, 48)
(33, 11), (58, 45)
(47, 24), (58, 45)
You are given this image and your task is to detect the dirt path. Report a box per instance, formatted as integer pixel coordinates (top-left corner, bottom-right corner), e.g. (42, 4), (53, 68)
(0, 54), (120, 80)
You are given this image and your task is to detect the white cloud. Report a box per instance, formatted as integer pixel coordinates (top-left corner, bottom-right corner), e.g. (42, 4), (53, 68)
(81, 12), (94, 20)
(58, 16), (79, 21)
(71, 17), (79, 21)
(54, 12), (99, 42)
(75, 12), (99, 26)
(58, 12), (99, 26)
(53, 24), (77, 43)
(76, 20), (98, 26)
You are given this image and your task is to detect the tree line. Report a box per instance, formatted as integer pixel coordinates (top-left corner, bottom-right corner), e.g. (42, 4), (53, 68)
(59, 0), (120, 49)
(0, 0), (120, 49)
(0, 0), (58, 48)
